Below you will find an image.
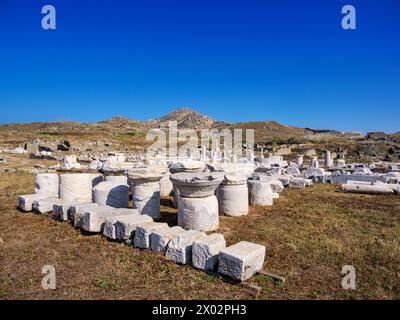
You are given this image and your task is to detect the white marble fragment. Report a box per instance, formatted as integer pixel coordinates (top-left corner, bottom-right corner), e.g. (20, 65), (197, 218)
(192, 233), (226, 271)
(165, 230), (206, 264)
(342, 184), (395, 195)
(150, 226), (186, 253)
(103, 212), (152, 240)
(218, 241), (266, 281)
(80, 208), (133, 233)
(178, 195), (219, 232)
(134, 222), (169, 249)
(53, 203), (74, 221)
(128, 166), (167, 219)
(18, 194), (54, 212)
(69, 203), (99, 226)
(217, 183), (249, 217)
(60, 174), (96, 203)
(105, 175), (128, 184)
(247, 180), (274, 206)
(32, 198), (62, 214)
(35, 173), (59, 196)
(93, 181), (129, 208)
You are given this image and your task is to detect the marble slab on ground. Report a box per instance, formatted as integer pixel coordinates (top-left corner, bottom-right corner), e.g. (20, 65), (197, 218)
(218, 241), (266, 282)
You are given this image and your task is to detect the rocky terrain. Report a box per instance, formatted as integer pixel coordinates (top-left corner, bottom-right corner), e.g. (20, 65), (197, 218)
(0, 107), (399, 163)
(0, 108), (399, 301)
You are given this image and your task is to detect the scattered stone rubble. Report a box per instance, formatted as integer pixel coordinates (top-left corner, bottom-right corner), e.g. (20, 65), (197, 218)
(15, 148), (400, 284)
(17, 170), (267, 282)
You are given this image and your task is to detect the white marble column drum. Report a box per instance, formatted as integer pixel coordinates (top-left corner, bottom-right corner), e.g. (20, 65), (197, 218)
(127, 166), (167, 219)
(171, 172), (224, 232)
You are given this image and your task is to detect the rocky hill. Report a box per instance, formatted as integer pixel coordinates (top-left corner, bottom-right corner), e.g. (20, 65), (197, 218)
(0, 107), (344, 148)
(147, 107), (217, 129)
(1, 107), (398, 160)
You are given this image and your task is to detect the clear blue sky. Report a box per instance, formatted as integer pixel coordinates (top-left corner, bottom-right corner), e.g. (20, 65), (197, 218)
(0, 0), (399, 132)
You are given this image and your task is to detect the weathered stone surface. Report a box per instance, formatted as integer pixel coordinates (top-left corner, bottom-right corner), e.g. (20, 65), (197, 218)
(289, 179), (306, 188)
(295, 154), (304, 167)
(251, 174), (285, 193)
(60, 173), (95, 203)
(128, 166), (167, 219)
(166, 230), (206, 264)
(69, 203), (99, 225)
(305, 167), (331, 183)
(311, 158), (319, 168)
(277, 175), (292, 186)
(247, 180), (273, 206)
(35, 173), (59, 196)
(217, 183), (249, 217)
(103, 212), (152, 240)
(178, 195), (219, 232)
(169, 162), (206, 207)
(324, 150), (333, 167)
(218, 241), (266, 281)
(354, 166), (373, 174)
(80, 208), (133, 233)
(150, 226), (186, 253)
(342, 184), (395, 195)
(192, 233), (226, 271)
(347, 180), (372, 186)
(211, 163), (255, 180)
(127, 166), (167, 183)
(159, 173), (173, 197)
(134, 222), (169, 249)
(53, 203), (74, 221)
(256, 156), (287, 167)
(169, 161), (204, 174)
(131, 181), (161, 219)
(18, 194), (54, 212)
(89, 159), (103, 170)
(61, 155), (81, 170)
(286, 164), (301, 175)
(33, 198), (62, 214)
(170, 172), (224, 198)
(327, 173), (387, 185)
(105, 175), (128, 184)
(93, 181), (129, 208)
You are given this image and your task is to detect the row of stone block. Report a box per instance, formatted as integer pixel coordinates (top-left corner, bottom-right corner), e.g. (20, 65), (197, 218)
(93, 210), (266, 281)
(132, 222), (265, 282)
(19, 194), (266, 282)
(101, 213), (266, 281)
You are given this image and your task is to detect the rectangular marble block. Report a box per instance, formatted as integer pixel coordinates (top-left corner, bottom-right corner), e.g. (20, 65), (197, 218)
(165, 230), (206, 265)
(150, 226), (186, 253)
(70, 203), (101, 228)
(18, 194), (54, 212)
(103, 213), (152, 240)
(33, 198), (62, 214)
(53, 203), (75, 221)
(80, 208), (133, 233)
(218, 241), (266, 282)
(288, 179), (307, 188)
(192, 233), (226, 271)
(134, 222), (169, 249)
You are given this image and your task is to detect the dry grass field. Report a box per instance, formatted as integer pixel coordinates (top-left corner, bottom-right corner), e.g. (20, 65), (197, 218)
(1, 165), (399, 300)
